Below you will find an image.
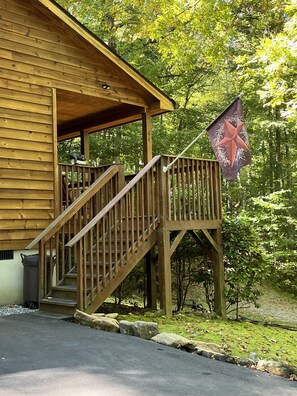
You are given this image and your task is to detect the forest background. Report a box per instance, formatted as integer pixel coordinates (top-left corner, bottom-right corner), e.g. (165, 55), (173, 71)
(56, 0), (297, 311)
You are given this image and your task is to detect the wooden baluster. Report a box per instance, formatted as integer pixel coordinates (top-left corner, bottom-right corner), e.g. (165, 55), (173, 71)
(136, 181), (140, 246)
(131, 187), (135, 253)
(201, 160), (205, 219)
(119, 200), (124, 266)
(191, 159), (196, 220)
(89, 229), (94, 302)
(102, 217), (106, 286)
(95, 222), (100, 291)
(83, 234), (87, 309)
(140, 179), (145, 241)
(108, 210), (113, 279)
(186, 158), (191, 221)
(76, 241), (83, 311)
(114, 203), (118, 273)
(39, 240), (45, 300)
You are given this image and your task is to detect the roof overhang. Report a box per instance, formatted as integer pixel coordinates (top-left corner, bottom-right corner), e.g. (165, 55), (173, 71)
(36, 0), (175, 141)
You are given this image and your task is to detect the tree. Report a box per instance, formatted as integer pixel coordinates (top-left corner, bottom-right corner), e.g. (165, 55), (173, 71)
(223, 214), (269, 319)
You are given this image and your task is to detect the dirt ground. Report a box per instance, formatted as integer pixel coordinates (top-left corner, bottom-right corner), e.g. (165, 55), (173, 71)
(241, 285), (297, 325)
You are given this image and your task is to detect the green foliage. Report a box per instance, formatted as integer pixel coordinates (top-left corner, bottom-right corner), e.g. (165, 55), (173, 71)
(250, 190), (297, 296)
(119, 311), (297, 368)
(223, 214), (269, 318)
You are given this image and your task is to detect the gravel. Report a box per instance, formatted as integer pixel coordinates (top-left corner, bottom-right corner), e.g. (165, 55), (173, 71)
(0, 305), (38, 317)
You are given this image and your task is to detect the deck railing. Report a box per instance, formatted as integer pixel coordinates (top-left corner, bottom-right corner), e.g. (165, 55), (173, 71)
(59, 163), (113, 211)
(161, 156), (222, 223)
(65, 156), (161, 311)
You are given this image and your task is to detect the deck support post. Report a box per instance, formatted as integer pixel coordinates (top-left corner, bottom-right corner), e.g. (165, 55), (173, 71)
(158, 229), (172, 316)
(80, 130), (90, 162)
(145, 247), (157, 310)
(211, 227), (226, 319)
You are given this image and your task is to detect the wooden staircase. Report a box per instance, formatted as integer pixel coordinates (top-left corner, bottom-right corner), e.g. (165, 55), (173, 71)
(39, 217), (158, 315)
(26, 155), (224, 316)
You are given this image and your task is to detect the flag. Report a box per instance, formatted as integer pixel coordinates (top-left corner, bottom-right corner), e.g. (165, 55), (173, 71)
(206, 97), (251, 180)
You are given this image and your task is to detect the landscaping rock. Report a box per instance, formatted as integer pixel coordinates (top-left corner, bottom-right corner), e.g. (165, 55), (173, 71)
(119, 320), (159, 340)
(151, 333), (193, 349)
(133, 321), (159, 340)
(193, 341), (225, 355)
(119, 320), (138, 337)
(256, 359), (296, 378)
(74, 310), (119, 333)
(106, 313), (119, 319)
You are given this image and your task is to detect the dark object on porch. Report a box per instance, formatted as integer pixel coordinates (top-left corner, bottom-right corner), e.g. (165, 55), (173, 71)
(69, 153), (87, 165)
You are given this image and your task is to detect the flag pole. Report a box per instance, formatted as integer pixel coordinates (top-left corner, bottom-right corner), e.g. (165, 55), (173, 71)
(163, 129), (206, 173)
(163, 92), (244, 173)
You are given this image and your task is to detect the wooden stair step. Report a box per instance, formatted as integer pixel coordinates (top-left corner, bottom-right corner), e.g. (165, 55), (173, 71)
(51, 285), (78, 299)
(40, 297), (77, 315)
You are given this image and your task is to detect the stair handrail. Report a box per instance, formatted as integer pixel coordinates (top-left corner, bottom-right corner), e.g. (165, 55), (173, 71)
(65, 155), (161, 248)
(25, 165), (121, 249)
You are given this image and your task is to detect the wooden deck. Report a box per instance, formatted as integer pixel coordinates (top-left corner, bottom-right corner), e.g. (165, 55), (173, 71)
(27, 155), (225, 317)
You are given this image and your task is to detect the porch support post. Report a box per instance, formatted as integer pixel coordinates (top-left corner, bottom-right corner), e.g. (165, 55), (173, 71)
(80, 130), (90, 161)
(158, 158), (172, 316)
(142, 109), (156, 308)
(211, 227), (226, 318)
(142, 110), (152, 164)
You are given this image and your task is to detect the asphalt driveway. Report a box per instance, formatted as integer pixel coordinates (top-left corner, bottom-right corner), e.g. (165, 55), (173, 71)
(0, 313), (296, 396)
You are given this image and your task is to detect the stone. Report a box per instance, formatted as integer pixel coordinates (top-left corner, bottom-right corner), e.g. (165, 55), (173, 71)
(74, 310), (119, 333)
(151, 333), (191, 349)
(193, 341), (225, 355)
(119, 320), (138, 337)
(119, 320), (159, 340)
(106, 313), (119, 319)
(257, 360), (295, 378)
(236, 358), (255, 367)
(133, 321), (159, 340)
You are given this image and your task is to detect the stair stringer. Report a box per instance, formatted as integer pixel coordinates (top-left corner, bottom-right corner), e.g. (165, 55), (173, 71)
(85, 230), (158, 314)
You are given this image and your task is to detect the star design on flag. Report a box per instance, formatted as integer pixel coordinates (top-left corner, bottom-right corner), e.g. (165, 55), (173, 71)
(215, 119), (250, 168)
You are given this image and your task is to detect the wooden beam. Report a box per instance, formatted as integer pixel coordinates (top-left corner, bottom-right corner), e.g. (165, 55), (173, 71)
(202, 229), (219, 252)
(58, 105), (143, 137)
(170, 230), (187, 257)
(52, 88), (59, 218)
(142, 110), (153, 164)
(80, 130), (90, 161)
(163, 219), (221, 231)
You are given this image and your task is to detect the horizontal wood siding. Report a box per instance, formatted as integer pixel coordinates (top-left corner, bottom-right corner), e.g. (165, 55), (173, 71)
(0, 0), (57, 249)
(0, 77), (54, 248)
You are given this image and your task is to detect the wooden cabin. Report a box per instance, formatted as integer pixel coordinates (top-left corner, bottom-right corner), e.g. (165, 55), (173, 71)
(0, 0), (225, 317)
